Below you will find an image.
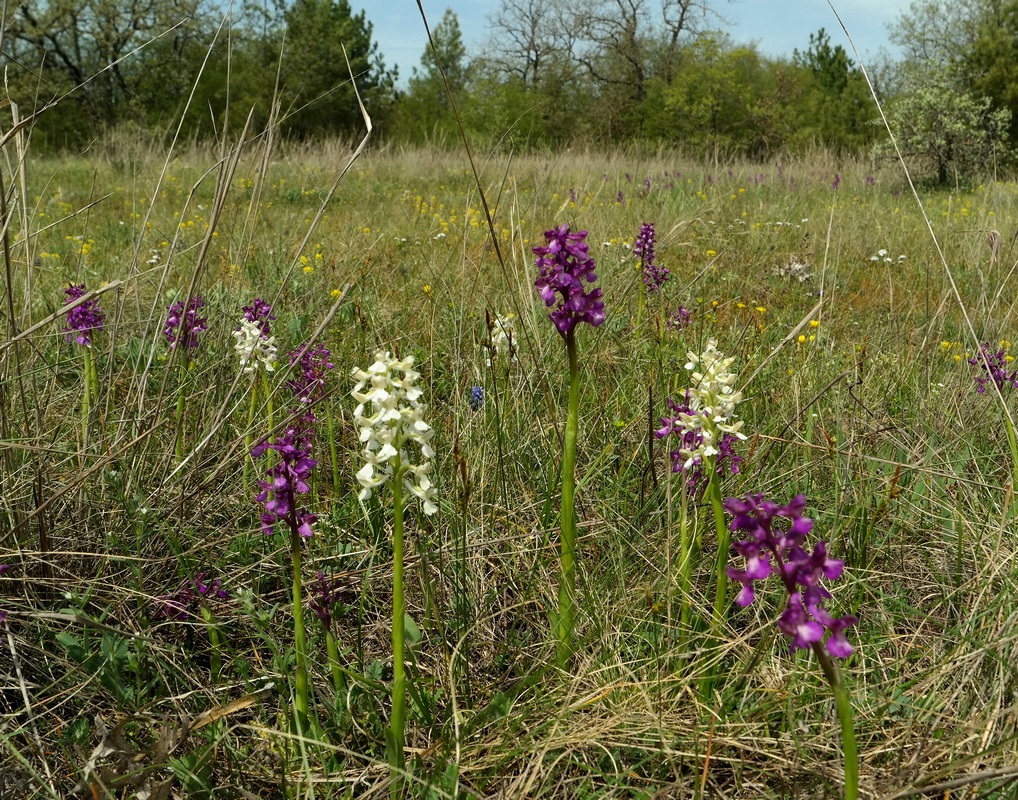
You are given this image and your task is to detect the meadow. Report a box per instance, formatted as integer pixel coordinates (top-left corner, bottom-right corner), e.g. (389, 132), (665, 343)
(1, 128), (1017, 799)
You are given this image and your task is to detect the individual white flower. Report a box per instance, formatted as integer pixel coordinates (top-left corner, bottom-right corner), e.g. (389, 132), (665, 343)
(352, 351), (437, 515)
(233, 318), (277, 373)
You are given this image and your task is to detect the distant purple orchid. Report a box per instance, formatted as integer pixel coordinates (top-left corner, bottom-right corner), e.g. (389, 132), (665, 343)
(62, 284), (105, 347)
(667, 306), (691, 331)
(968, 343), (1018, 393)
(164, 295), (208, 350)
(533, 225), (605, 337)
(725, 494), (857, 658)
(153, 572), (228, 621)
(287, 344), (334, 406)
(309, 571), (345, 627)
(252, 435), (318, 538)
(285, 343), (334, 447)
(633, 222), (670, 292)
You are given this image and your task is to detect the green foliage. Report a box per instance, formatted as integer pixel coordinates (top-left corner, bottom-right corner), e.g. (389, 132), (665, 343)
(784, 29), (876, 152)
(4, 0), (209, 144)
(890, 0), (1018, 152)
(656, 35), (779, 155)
(277, 0), (395, 138)
(877, 70), (1012, 183)
(392, 9), (470, 143)
(964, 1), (1018, 144)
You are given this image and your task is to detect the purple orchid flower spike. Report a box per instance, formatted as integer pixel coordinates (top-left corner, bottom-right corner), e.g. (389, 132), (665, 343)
(533, 225), (606, 337)
(725, 493), (857, 658)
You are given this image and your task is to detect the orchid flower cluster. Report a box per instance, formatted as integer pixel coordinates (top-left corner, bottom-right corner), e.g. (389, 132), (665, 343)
(62, 284), (105, 346)
(725, 494), (857, 657)
(243, 297), (276, 336)
(667, 306), (692, 331)
(164, 295), (208, 350)
(234, 297), (278, 374)
(968, 342), (1018, 393)
(662, 339), (746, 473)
(634, 222), (670, 292)
(533, 225), (606, 336)
(286, 343), (335, 446)
(469, 385), (485, 411)
(487, 312), (517, 365)
(153, 572), (228, 621)
(252, 436), (319, 537)
(351, 351), (437, 515)
(656, 391), (744, 492)
(308, 571), (346, 627)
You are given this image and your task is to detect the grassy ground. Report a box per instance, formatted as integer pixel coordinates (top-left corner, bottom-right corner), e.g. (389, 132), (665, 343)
(1, 131), (1017, 799)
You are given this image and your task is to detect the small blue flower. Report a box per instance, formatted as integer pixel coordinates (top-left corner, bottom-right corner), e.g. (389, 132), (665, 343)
(469, 386), (485, 411)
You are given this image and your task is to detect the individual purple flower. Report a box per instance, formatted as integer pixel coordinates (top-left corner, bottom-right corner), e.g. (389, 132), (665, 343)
(62, 283), (105, 347)
(193, 573), (228, 600)
(469, 385), (485, 411)
(253, 434), (319, 538)
(533, 225), (606, 337)
(655, 393), (743, 494)
(242, 297), (276, 337)
(968, 343), (1018, 393)
(309, 571), (344, 626)
(724, 493), (857, 658)
(164, 295), (208, 350)
(153, 572), (228, 621)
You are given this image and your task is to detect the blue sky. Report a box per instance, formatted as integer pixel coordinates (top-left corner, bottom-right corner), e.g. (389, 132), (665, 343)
(359, 0), (915, 82)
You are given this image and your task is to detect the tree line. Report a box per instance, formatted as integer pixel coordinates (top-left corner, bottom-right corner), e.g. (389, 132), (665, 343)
(6, 0), (1017, 179)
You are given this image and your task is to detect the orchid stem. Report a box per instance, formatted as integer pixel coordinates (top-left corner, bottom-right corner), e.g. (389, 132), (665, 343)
(556, 333), (581, 670)
(812, 643), (859, 800)
(389, 456), (407, 797)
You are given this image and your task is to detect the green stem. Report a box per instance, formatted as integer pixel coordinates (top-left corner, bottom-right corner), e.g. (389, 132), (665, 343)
(328, 409), (340, 499)
(326, 629), (348, 708)
(390, 457), (407, 796)
(811, 643), (859, 800)
(81, 347), (92, 446)
(263, 369), (274, 433)
(173, 383), (186, 460)
(200, 604), (223, 684)
(699, 461), (729, 700)
(708, 463), (730, 630)
(556, 334), (581, 670)
(245, 374), (257, 485)
(291, 525), (310, 736)
(676, 482), (693, 654)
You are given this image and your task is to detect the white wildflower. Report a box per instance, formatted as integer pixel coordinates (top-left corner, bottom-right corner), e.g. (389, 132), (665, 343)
(233, 318), (277, 373)
(487, 313), (517, 366)
(352, 351), (437, 515)
(675, 339), (746, 470)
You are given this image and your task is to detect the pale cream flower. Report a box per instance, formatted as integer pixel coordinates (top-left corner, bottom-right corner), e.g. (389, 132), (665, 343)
(352, 351), (437, 514)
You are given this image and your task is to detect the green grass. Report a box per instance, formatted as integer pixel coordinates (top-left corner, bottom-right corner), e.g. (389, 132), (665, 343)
(1, 133), (1017, 799)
